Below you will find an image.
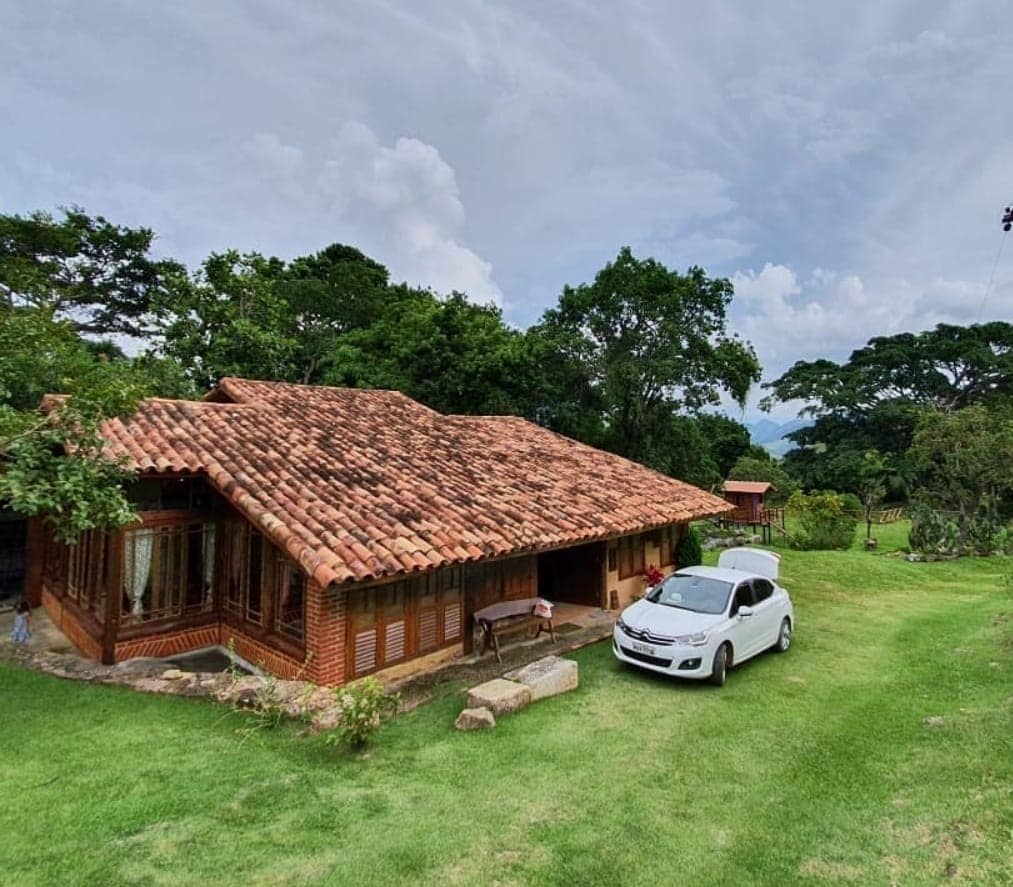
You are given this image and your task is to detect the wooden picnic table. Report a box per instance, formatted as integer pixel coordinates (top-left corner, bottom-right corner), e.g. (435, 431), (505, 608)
(473, 597), (556, 663)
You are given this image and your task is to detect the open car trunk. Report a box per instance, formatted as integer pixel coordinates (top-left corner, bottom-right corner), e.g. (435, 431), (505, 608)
(717, 547), (780, 580)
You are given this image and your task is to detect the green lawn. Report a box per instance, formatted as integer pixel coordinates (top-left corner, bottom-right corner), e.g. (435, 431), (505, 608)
(3, 528), (1011, 886)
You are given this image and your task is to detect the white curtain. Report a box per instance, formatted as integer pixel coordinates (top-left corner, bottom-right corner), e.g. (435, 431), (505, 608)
(124, 528), (154, 616)
(202, 524), (216, 605)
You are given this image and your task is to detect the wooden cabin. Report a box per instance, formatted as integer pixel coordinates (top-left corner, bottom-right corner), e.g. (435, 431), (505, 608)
(721, 480), (773, 523)
(25, 378), (731, 686)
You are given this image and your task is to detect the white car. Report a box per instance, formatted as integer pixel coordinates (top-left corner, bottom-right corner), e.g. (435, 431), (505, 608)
(613, 548), (793, 686)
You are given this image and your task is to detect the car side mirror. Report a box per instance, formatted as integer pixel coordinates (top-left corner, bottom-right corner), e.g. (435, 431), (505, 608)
(738, 605), (754, 618)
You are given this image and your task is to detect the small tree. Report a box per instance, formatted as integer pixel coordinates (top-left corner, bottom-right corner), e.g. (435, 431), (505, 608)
(726, 453), (797, 504)
(786, 490), (857, 550)
(676, 527), (703, 567)
(0, 307), (148, 539)
(856, 450), (890, 540)
(323, 678), (399, 751)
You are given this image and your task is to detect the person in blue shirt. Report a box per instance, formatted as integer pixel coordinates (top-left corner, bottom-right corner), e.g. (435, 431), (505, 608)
(10, 600), (31, 645)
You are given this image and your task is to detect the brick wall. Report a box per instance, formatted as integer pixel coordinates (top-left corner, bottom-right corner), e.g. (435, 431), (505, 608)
(306, 580), (347, 685)
(41, 584), (103, 660)
(40, 576), (348, 683)
(220, 626), (310, 680)
(115, 624), (222, 661)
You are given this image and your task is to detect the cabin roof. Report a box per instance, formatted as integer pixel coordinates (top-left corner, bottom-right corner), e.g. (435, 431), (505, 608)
(71, 378), (732, 587)
(722, 480), (774, 495)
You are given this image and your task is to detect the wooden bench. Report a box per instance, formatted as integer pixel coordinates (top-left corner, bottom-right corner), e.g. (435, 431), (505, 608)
(473, 598), (556, 663)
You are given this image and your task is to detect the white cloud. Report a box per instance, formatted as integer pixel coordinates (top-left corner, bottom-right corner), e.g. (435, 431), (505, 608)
(314, 123), (503, 305)
(729, 260), (1013, 417)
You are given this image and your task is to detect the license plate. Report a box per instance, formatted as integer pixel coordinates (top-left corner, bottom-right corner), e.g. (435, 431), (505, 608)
(631, 641), (656, 656)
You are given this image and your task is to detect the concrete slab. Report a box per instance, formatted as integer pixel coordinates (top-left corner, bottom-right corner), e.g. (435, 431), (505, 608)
(466, 677), (531, 716)
(504, 655), (578, 701)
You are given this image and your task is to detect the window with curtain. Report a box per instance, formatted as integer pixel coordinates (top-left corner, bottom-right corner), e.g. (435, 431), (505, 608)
(122, 522), (215, 623)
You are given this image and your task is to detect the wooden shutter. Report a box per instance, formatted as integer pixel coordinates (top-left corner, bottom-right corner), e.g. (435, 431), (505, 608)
(660, 526), (674, 567)
(348, 588), (378, 676)
(384, 619), (406, 663)
(354, 628), (377, 675)
(444, 599), (462, 642)
(419, 608), (439, 652)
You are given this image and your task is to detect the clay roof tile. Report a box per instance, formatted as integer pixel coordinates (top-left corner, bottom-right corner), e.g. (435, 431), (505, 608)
(74, 379), (730, 586)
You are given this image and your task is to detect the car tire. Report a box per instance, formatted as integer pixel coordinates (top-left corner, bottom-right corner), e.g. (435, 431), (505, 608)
(774, 618), (792, 653)
(708, 643), (729, 686)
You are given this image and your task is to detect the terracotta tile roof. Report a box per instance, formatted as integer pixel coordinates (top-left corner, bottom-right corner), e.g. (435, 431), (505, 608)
(722, 480), (773, 494)
(92, 378), (731, 587)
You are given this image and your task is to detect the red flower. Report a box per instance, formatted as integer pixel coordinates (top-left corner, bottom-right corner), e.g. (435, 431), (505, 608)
(643, 564), (664, 586)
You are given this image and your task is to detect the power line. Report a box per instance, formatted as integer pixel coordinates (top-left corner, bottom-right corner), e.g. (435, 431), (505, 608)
(975, 205), (1012, 321)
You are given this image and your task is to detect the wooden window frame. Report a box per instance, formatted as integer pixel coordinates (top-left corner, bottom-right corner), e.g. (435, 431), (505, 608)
(121, 517), (216, 626)
(347, 566), (464, 679)
(222, 517), (307, 655)
(617, 534), (645, 580)
(46, 529), (109, 619)
(273, 554), (306, 643)
(659, 526), (675, 568)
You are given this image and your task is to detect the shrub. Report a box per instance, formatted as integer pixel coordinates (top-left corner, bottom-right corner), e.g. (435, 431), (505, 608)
(838, 492), (863, 517)
(909, 498), (1010, 556)
(908, 504), (959, 555)
(324, 678), (399, 750)
(676, 526), (703, 568)
(787, 490), (857, 550)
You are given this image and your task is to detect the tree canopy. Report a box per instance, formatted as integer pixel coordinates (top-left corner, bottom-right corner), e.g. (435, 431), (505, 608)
(0, 305), (176, 538)
(763, 323), (1013, 416)
(0, 207), (187, 337)
(536, 247), (760, 469)
(2, 208), (765, 535)
(762, 323), (1013, 495)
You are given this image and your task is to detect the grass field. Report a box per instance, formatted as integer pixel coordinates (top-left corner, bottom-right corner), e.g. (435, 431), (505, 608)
(2, 524), (1011, 886)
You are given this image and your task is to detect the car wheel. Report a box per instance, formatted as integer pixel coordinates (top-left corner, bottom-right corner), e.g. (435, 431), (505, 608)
(708, 643), (729, 686)
(774, 618), (792, 653)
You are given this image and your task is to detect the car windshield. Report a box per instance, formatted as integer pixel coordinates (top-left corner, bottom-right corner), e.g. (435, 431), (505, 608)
(646, 573), (733, 615)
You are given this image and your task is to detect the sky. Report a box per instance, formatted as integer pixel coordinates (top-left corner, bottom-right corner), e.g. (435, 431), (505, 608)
(2, 1), (1012, 420)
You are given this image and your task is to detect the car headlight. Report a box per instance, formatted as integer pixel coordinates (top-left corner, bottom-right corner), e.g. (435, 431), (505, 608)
(674, 631), (710, 646)
(617, 617), (629, 634)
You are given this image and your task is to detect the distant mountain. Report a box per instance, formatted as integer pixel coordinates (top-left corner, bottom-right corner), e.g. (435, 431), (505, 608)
(744, 418), (811, 456)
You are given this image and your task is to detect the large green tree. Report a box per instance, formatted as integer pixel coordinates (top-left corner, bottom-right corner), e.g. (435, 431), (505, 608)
(279, 244), (391, 384)
(156, 244), (396, 388)
(535, 247), (760, 470)
(906, 405), (1013, 539)
(695, 414), (752, 479)
(762, 322), (1013, 493)
(0, 207), (187, 337)
(156, 251), (297, 389)
(0, 306), (163, 538)
(327, 289), (532, 416)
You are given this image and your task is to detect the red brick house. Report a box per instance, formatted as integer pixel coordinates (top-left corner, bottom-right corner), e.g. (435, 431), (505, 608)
(25, 378), (730, 686)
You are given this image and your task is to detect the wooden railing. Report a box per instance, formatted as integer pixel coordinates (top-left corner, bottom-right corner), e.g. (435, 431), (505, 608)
(724, 505), (785, 527)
